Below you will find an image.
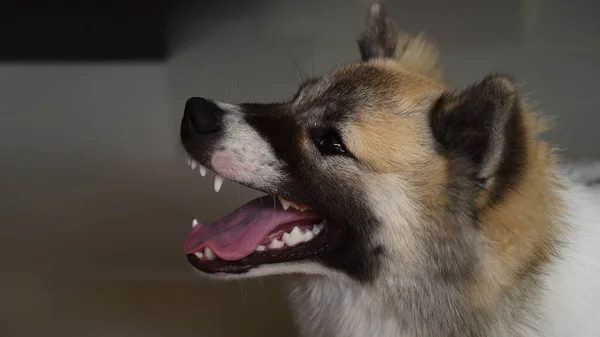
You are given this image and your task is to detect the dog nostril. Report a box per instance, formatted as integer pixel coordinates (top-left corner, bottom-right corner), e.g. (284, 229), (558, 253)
(185, 97), (223, 134)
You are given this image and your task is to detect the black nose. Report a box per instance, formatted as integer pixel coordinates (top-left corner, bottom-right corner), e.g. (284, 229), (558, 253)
(184, 97), (224, 134)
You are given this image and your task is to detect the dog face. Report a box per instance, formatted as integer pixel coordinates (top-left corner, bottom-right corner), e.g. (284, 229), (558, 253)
(180, 5), (526, 284)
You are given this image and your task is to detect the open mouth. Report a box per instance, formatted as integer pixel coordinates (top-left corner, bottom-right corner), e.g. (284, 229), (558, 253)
(183, 157), (341, 274)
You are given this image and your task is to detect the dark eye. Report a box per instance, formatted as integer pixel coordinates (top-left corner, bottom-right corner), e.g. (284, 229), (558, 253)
(311, 128), (348, 156)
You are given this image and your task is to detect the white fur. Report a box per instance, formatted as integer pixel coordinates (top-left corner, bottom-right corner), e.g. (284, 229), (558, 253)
(289, 278), (402, 337)
(210, 102), (285, 188)
(535, 162), (600, 337)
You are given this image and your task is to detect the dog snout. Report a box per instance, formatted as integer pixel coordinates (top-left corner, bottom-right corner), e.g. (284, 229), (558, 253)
(184, 97), (224, 134)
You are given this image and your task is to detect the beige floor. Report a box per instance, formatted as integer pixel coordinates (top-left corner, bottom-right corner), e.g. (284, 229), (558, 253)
(1, 275), (296, 337)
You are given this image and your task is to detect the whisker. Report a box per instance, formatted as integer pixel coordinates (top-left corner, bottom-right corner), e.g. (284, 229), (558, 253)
(287, 49), (308, 83)
(230, 76), (235, 102)
(312, 40), (315, 77)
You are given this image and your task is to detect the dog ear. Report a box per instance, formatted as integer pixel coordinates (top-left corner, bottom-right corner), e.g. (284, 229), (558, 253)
(357, 3), (399, 61)
(357, 3), (443, 79)
(430, 75), (525, 183)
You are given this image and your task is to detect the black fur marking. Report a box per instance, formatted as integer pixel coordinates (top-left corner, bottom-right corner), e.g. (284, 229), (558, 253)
(429, 74), (526, 205)
(240, 102), (300, 166)
(239, 102), (383, 283)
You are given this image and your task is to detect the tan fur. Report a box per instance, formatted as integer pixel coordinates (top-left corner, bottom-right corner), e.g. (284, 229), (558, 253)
(393, 33), (443, 80)
(469, 112), (565, 308)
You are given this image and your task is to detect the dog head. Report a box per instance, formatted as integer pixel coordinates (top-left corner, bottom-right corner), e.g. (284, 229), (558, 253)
(180, 4), (526, 284)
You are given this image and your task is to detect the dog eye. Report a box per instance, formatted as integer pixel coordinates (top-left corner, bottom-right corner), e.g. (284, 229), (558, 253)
(311, 128), (348, 156)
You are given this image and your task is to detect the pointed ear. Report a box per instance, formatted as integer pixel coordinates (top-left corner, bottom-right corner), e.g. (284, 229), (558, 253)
(357, 3), (400, 61)
(430, 75), (526, 184)
(357, 3), (443, 79)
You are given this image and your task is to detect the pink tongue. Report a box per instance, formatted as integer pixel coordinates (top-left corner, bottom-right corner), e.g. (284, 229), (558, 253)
(183, 196), (322, 260)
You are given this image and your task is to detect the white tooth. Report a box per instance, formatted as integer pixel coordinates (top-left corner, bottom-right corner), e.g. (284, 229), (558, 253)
(278, 197), (291, 210)
(192, 219), (199, 228)
(255, 245), (266, 252)
(191, 161), (197, 170)
(290, 226), (303, 241)
(199, 165), (207, 177)
(204, 247), (216, 260)
(282, 233), (291, 245)
(214, 175), (224, 193)
(194, 251), (204, 259)
(283, 227), (304, 246)
(268, 238), (284, 249)
(304, 231), (314, 242)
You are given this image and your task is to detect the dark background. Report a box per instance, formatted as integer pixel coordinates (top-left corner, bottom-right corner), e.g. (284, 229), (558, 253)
(0, 0), (166, 60)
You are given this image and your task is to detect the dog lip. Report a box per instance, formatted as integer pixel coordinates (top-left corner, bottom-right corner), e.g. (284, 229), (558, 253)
(186, 224), (343, 274)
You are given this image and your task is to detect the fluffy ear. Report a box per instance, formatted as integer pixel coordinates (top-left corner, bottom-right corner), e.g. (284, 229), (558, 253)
(357, 3), (400, 61)
(357, 3), (443, 79)
(430, 75), (526, 186)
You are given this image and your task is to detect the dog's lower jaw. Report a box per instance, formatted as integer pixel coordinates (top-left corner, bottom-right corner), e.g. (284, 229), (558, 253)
(286, 275), (546, 337)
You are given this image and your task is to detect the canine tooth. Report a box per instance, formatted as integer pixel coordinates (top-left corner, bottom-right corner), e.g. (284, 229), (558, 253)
(214, 175), (224, 193)
(268, 238), (284, 249)
(199, 165), (207, 177)
(255, 245), (266, 252)
(278, 197), (291, 210)
(204, 247), (216, 260)
(194, 251), (204, 259)
(192, 219), (199, 228)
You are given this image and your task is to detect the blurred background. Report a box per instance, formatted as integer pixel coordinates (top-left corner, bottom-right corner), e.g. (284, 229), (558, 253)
(1, 0), (599, 336)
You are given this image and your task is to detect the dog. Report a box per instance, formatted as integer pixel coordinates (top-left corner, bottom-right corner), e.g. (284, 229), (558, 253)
(179, 4), (600, 336)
